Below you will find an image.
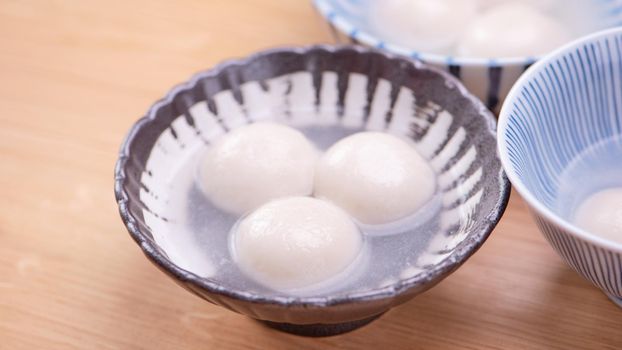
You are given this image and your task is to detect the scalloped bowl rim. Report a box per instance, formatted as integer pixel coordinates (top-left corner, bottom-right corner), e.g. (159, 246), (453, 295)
(115, 44), (511, 307)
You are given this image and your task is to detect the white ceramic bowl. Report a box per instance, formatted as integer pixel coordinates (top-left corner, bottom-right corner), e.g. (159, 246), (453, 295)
(498, 28), (622, 307)
(313, 0), (622, 113)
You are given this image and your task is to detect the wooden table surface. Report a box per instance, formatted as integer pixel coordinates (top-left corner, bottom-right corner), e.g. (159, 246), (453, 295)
(1, 1), (621, 349)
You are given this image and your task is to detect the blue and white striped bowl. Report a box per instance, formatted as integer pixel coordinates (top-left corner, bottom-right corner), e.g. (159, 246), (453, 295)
(498, 28), (622, 307)
(313, 0), (622, 113)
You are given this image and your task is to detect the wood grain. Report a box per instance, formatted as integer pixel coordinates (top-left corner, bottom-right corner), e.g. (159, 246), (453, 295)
(1, 1), (621, 349)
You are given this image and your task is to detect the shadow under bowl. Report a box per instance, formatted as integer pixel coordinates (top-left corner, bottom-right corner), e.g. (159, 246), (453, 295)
(115, 45), (510, 335)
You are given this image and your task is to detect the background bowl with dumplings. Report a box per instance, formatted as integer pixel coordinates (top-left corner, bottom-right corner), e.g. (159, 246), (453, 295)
(498, 28), (622, 308)
(313, 0), (622, 113)
(115, 45), (510, 336)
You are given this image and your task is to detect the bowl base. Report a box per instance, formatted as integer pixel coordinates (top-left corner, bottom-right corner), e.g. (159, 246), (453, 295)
(606, 293), (622, 308)
(259, 313), (384, 337)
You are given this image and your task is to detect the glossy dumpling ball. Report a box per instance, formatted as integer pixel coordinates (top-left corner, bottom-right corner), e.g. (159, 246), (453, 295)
(574, 188), (622, 244)
(314, 132), (436, 225)
(231, 197), (363, 291)
(200, 122), (317, 215)
(370, 0), (478, 53)
(457, 2), (570, 58)
(476, 0), (557, 11)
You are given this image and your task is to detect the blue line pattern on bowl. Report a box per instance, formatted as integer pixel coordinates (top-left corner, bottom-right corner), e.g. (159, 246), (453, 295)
(533, 214), (622, 298)
(313, 0), (622, 112)
(499, 28), (622, 305)
(503, 35), (622, 209)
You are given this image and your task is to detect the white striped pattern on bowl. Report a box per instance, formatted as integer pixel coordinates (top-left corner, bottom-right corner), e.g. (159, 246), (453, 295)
(498, 28), (622, 307)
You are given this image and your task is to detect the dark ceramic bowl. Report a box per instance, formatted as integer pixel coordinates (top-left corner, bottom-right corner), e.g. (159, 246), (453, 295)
(115, 45), (510, 336)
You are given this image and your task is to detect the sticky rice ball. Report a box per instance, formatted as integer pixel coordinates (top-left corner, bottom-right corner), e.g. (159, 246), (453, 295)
(231, 196), (363, 291)
(574, 188), (622, 244)
(200, 122), (317, 215)
(457, 2), (570, 58)
(370, 0), (478, 53)
(314, 132), (436, 225)
(476, 0), (557, 11)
